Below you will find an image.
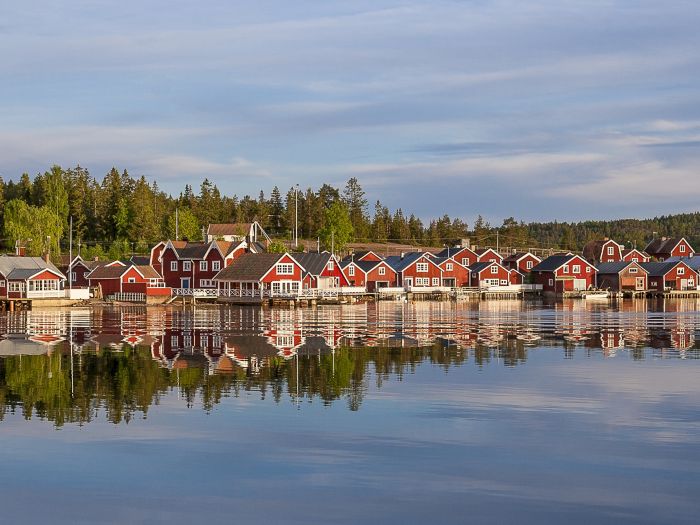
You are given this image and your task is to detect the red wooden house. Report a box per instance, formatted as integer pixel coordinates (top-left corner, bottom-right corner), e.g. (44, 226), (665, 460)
(0, 256), (66, 299)
(582, 238), (624, 264)
(622, 248), (651, 263)
(434, 257), (470, 287)
(530, 254), (597, 293)
(642, 261), (697, 291)
(341, 259), (398, 291)
(344, 250), (383, 263)
(87, 264), (169, 298)
(475, 248), (503, 264)
(291, 252), (349, 289)
(503, 252), (541, 274)
(596, 262), (648, 292)
(468, 261), (511, 287)
(160, 240), (246, 290)
(433, 246), (478, 268)
(644, 237), (695, 261)
(214, 253), (305, 297)
(385, 252), (442, 289)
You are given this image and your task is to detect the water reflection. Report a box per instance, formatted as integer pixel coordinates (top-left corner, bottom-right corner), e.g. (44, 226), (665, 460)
(0, 299), (699, 427)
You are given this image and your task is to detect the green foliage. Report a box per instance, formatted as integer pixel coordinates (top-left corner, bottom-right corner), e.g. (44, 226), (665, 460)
(319, 201), (354, 252)
(3, 199), (63, 257)
(267, 240), (287, 253)
(167, 207), (201, 241)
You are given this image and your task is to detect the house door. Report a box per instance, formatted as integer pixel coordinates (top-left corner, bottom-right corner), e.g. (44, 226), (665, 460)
(635, 277), (645, 290)
(573, 279), (587, 291)
(443, 278), (456, 288)
(681, 279), (689, 290)
(404, 278), (413, 288)
(181, 278), (191, 289)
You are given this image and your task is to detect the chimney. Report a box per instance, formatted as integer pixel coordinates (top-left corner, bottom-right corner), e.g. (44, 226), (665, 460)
(16, 245), (26, 257)
(661, 236), (667, 241)
(43, 252), (50, 263)
(400, 252), (405, 259)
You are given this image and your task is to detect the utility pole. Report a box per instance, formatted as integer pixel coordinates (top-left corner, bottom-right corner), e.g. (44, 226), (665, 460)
(496, 229), (500, 253)
(294, 184), (299, 249)
(69, 216), (73, 293)
(331, 230), (335, 257)
(175, 207), (179, 240)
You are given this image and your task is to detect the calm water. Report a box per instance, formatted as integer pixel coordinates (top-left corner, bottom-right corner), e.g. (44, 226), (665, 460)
(1, 299), (699, 524)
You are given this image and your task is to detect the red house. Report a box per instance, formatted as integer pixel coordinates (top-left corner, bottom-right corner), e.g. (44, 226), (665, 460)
(622, 248), (651, 263)
(160, 240), (246, 290)
(644, 237), (695, 261)
(0, 256), (66, 299)
(87, 264), (169, 299)
(433, 246), (478, 268)
(642, 261), (697, 291)
(385, 252), (442, 289)
(468, 261), (511, 287)
(475, 248), (503, 264)
(344, 250), (383, 263)
(60, 256), (108, 287)
(341, 259), (398, 291)
(582, 238), (624, 264)
(214, 253), (305, 297)
(503, 252), (542, 274)
(434, 257), (470, 287)
(531, 254), (597, 293)
(291, 252), (349, 289)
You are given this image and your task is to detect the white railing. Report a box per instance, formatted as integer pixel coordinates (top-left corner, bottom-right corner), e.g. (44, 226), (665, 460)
(172, 288), (219, 298)
(522, 284), (543, 291)
(339, 286), (368, 295)
(218, 289), (271, 298)
(110, 292), (146, 302)
(377, 287), (405, 294)
(405, 286), (452, 293)
(26, 290), (65, 299)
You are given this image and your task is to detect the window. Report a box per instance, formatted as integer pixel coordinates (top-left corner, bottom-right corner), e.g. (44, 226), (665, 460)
(200, 279), (214, 288)
(71, 272), (77, 281)
(8, 282), (24, 292)
(548, 279), (554, 286)
(432, 277), (439, 286)
(277, 263), (294, 275)
(573, 265), (581, 274)
(500, 279), (508, 286)
(526, 260), (533, 269)
(378, 266), (386, 276)
(416, 277), (429, 286)
(127, 277), (136, 283)
(461, 258), (468, 266)
(678, 267), (685, 275)
(416, 262), (428, 273)
(327, 261), (334, 271)
(680, 244), (686, 253)
(446, 263), (453, 271)
(171, 336), (178, 348)
(607, 246), (614, 255)
(629, 267), (638, 274)
(183, 261), (192, 272)
(212, 261), (221, 272)
(199, 260), (208, 271)
(490, 265), (498, 274)
(587, 266), (592, 273)
(632, 257), (638, 262)
(348, 266), (355, 277)
(0, 280), (4, 287)
(563, 265), (569, 273)
(170, 261), (178, 272)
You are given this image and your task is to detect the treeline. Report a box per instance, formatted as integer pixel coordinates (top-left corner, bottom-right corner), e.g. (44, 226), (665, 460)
(0, 164), (697, 258)
(0, 165), (469, 258)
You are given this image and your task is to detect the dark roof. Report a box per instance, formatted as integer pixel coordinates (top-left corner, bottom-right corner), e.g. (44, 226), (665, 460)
(87, 265), (129, 279)
(469, 261), (503, 273)
(641, 261), (686, 277)
(342, 259), (382, 274)
(665, 256), (700, 271)
(135, 265), (162, 279)
(644, 237), (691, 255)
(530, 254), (576, 273)
(129, 255), (151, 265)
(622, 248), (650, 258)
(290, 252), (332, 276)
(213, 253), (284, 281)
(596, 262), (646, 274)
(434, 246), (472, 258)
(0, 255), (64, 280)
(385, 252), (430, 272)
(503, 252), (540, 263)
(175, 242), (211, 260)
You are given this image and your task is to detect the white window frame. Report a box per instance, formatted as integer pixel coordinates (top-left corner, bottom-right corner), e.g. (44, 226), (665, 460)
(183, 261), (192, 272)
(71, 271), (77, 281)
(607, 246), (614, 255)
(127, 277), (136, 283)
(200, 260), (208, 272)
(573, 265), (581, 274)
(170, 261), (178, 272)
(416, 277), (429, 286)
(378, 266), (386, 276)
(461, 258), (468, 266)
(0, 280), (4, 287)
(277, 263), (294, 275)
(678, 267), (685, 275)
(629, 267), (638, 274)
(680, 244), (686, 253)
(563, 265), (569, 274)
(212, 260), (221, 272)
(526, 260), (533, 269)
(490, 265), (498, 274)
(348, 266), (355, 276)
(327, 261), (334, 271)
(432, 277), (439, 286)
(416, 262), (429, 273)
(548, 278), (554, 286)
(446, 263), (453, 271)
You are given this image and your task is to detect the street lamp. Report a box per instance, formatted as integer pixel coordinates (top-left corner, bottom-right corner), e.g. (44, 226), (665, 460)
(294, 183), (300, 249)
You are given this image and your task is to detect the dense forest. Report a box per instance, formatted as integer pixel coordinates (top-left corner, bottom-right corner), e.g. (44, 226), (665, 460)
(0, 164), (698, 259)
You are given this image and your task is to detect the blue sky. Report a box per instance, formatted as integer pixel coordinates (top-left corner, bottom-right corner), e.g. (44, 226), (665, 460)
(1, 1), (699, 224)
